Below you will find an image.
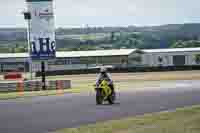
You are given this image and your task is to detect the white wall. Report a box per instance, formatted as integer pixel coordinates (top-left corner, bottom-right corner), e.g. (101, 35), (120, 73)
(47, 64), (87, 71)
(142, 51), (200, 67)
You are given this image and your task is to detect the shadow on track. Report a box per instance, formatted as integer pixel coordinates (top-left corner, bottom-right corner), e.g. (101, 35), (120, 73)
(96, 102), (120, 106)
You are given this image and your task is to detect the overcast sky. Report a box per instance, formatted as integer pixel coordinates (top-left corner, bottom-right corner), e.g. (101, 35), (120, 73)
(0, 0), (199, 28)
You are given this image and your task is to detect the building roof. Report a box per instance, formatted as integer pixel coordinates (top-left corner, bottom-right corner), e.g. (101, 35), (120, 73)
(57, 49), (135, 58)
(0, 47), (200, 59)
(0, 49), (135, 59)
(0, 53), (29, 59)
(144, 47), (200, 53)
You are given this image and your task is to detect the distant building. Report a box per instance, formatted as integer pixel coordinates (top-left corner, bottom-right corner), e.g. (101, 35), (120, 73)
(0, 47), (200, 72)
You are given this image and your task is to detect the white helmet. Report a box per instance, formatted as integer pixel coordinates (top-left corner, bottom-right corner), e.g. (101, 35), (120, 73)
(100, 67), (107, 73)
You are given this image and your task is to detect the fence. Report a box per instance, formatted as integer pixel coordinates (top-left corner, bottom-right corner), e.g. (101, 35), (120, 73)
(0, 80), (71, 92)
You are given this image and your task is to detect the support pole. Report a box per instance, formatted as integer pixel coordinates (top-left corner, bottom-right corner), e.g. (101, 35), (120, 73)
(28, 19), (33, 80)
(41, 61), (46, 90)
(23, 11), (33, 80)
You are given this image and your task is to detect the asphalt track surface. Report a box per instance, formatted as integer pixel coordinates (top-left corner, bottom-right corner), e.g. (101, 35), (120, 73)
(1, 80), (200, 133)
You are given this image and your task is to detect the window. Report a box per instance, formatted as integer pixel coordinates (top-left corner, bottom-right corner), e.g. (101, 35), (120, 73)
(121, 56), (128, 64)
(102, 56), (120, 64)
(48, 58), (71, 65)
(71, 58), (80, 64)
(195, 54), (200, 64)
(130, 56), (142, 63)
(80, 57), (89, 64)
(54, 60), (65, 65)
(87, 57), (97, 64)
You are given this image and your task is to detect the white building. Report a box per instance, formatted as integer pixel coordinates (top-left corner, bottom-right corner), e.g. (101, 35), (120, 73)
(143, 48), (200, 67)
(0, 47), (200, 72)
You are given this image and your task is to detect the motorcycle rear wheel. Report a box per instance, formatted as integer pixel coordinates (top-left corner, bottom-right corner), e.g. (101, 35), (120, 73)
(108, 92), (116, 104)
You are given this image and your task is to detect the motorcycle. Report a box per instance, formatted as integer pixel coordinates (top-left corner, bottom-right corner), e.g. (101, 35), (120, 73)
(95, 79), (116, 105)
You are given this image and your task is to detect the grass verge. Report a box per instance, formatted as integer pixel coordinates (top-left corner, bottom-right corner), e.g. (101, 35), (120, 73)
(56, 105), (200, 133)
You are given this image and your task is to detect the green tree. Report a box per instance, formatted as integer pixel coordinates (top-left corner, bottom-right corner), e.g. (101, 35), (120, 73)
(171, 40), (200, 48)
(15, 47), (26, 53)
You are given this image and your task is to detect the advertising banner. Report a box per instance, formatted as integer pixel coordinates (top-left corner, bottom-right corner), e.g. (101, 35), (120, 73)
(26, 0), (56, 60)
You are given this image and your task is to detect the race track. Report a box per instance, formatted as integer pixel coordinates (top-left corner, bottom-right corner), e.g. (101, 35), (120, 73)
(1, 80), (200, 133)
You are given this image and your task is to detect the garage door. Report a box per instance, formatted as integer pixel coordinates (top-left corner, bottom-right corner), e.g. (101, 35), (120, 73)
(173, 55), (185, 66)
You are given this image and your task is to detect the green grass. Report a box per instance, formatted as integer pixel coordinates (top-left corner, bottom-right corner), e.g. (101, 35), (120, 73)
(56, 105), (200, 133)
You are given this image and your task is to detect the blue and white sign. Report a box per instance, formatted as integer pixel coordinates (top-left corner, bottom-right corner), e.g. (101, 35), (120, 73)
(26, 0), (56, 60)
(31, 37), (56, 60)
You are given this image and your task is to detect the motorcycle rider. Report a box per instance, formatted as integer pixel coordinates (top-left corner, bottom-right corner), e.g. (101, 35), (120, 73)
(96, 67), (114, 94)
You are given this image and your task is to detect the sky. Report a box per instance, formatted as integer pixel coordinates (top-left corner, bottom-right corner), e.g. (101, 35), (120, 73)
(0, 0), (199, 28)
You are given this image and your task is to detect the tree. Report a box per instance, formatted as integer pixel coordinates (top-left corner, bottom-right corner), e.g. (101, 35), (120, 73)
(0, 47), (10, 53)
(15, 47), (26, 53)
(171, 40), (200, 48)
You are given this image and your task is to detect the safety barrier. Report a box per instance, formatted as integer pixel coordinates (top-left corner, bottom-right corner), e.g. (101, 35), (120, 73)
(35, 65), (200, 76)
(4, 72), (23, 80)
(0, 80), (71, 92)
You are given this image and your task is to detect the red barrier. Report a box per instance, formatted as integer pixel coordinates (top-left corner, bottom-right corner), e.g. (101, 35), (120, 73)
(4, 72), (23, 80)
(56, 80), (64, 95)
(17, 81), (24, 96)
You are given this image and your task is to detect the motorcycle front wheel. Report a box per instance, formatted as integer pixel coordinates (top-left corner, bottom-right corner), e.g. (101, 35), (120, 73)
(96, 89), (103, 105)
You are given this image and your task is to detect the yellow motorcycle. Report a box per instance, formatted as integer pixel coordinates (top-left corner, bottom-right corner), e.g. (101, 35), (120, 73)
(95, 79), (116, 105)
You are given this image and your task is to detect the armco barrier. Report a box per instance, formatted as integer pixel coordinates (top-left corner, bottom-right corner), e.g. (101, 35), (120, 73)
(35, 65), (200, 77)
(0, 82), (18, 92)
(0, 80), (71, 92)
